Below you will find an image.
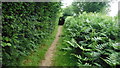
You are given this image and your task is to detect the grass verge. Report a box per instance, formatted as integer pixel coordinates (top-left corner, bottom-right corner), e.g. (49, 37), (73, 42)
(53, 27), (77, 66)
(20, 26), (58, 66)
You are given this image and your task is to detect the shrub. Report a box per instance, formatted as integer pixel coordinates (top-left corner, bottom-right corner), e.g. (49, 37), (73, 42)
(2, 2), (61, 66)
(63, 12), (120, 67)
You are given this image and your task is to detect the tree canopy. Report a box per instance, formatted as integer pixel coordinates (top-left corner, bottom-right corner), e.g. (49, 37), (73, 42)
(72, 2), (108, 14)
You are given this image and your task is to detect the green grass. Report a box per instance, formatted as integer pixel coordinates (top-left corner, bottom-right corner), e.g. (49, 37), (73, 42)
(20, 25), (58, 66)
(53, 27), (77, 66)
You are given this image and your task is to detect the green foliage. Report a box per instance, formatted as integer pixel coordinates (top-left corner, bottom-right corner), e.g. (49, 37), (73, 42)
(63, 5), (74, 16)
(63, 13), (120, 67)
(53, 28), (77, 66)
(72, 2), (108, 14)
(0, 2), (2, 67)
(2, 2), (61, 66)
(21, 26), (58, 66)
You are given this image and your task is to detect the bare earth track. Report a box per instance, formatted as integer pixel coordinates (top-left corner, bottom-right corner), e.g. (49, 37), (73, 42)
(40, 26), (63, 66)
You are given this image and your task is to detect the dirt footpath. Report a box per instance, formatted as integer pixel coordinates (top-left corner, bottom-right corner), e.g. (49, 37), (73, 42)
(40, 26), (63, 66)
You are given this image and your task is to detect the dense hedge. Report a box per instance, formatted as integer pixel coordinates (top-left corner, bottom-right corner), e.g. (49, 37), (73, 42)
(2, 2), (61, 66)
(63, 13), (120, 67)
(0, 2), (2, 67)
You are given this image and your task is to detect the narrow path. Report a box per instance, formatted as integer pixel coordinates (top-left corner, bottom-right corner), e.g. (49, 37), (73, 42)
(40, 26), (63, 66)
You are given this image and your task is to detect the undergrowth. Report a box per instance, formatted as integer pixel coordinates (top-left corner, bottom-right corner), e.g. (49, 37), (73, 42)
(62, 13), (120, 68)
(21, 26), (58, 66)
(53, 27), (77, 66)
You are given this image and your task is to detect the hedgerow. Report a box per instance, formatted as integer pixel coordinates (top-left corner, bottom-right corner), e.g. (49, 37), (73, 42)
(2, 2), (61, 66)
(63, 12), (120, 68)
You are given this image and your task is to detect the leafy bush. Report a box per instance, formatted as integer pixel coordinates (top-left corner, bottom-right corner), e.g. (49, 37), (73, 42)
(2, 2), (61, 66)
(63, 12), (120, 67)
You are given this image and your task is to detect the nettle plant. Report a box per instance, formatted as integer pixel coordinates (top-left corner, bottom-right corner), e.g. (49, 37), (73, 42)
(63, 12), (120, 67)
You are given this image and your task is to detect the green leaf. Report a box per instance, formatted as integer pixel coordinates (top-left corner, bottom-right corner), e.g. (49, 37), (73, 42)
(6, 43), (12, 46)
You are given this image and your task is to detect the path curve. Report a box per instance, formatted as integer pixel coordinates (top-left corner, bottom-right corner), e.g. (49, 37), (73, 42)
(40, 26), (63, 66)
